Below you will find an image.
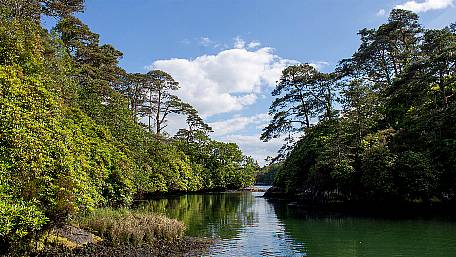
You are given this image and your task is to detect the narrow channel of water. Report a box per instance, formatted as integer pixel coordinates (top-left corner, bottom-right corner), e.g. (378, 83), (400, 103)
(138, 189), (456, 257)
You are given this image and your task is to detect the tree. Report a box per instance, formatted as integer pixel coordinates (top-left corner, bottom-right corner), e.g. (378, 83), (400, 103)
(175, 103), (213, 143)
(0, 0), (84, 21)
(0, 1), (259, 253)
(266, 9), (456, 204)
(261, 64), (336, 161)
(117, 73), (148, 117)
(346, 9), (422, 89)
(141, 70), (195, 135)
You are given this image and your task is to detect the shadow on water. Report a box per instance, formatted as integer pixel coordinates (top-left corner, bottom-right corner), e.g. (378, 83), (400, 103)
(137, 192), (456, 257)
(270, 200), (456, 257)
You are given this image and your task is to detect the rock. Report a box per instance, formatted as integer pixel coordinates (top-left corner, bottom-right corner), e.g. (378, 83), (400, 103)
(51, 225), (102, 249)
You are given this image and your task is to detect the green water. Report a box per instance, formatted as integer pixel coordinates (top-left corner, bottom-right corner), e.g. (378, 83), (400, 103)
(138, 190), (456, 257)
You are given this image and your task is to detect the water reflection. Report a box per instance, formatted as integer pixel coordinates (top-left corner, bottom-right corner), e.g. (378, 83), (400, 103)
(138, 192), (256, 239)
(273, 203), (456, 257)
(139, 191), (456, 257)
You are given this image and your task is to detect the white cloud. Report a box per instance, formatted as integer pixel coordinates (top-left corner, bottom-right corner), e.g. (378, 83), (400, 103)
(146, 38), (307, 164)
(309, 61), (331, 70)
(221, 134), (283, 166)
(209, 113), (270, 137)
(199, 37), (213, 47)
(148, 41), (298, 117)
(247, 41), (261, 49)
(395, 0), (454, 13)
(233, 36), (246, 49)
(198, 37), (224, 49)
(376, 9), (387, 16)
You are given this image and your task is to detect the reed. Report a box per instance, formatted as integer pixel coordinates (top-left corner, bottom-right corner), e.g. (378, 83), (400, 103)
(75, 208), (186, 246)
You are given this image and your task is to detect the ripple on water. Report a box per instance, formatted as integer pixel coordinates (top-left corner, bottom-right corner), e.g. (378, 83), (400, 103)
(140, 192), (456, 257)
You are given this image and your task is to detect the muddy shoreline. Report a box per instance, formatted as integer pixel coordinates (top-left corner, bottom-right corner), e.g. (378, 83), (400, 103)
(33, 236), (214, 257)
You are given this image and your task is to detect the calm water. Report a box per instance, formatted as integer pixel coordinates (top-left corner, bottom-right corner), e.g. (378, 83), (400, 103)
(138, 188), (456, 257)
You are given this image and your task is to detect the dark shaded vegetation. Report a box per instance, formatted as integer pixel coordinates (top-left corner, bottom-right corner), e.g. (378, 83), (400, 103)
(263, 10), (456, 205)
(269, 199), (456, 257)
(0, 0), (256, 254)
(255, 163), (280, 185)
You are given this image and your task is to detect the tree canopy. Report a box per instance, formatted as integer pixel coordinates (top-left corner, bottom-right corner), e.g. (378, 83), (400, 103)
(265, 9), (456, 204)
(0, 3), (257, 252)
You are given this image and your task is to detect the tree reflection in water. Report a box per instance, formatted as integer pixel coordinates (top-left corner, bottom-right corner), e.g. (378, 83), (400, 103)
(137, 192), (256, 239)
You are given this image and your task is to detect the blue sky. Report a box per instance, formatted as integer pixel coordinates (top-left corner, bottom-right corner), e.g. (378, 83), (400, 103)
(43, 0), (456, 165)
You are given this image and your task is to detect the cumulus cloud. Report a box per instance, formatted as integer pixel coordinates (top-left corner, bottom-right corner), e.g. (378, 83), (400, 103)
(395, 0), (454, 13)
(247, 41), (261, 49)
(148, 42), (298, 117)
(209, 113), (270, 137)
(146, 39), (306, 163)
(233, 36), (246, 49)
(221, 134), (283, 165)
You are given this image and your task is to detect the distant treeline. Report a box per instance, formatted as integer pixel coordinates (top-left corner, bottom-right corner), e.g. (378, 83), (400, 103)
(262, 10), (456, 203)
(255, 163), (280, 185)
(0, 0), (257, 252)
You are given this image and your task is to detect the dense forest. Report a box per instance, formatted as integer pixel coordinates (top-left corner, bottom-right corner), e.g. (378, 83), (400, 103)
(0, 0), (257, 251)
(255, 163), (280, 185)
(3, 0), (456, 254)
(263, 10), (456, 203)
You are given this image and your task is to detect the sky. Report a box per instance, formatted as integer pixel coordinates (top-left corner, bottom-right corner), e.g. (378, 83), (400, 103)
(43, 0), (456, 165)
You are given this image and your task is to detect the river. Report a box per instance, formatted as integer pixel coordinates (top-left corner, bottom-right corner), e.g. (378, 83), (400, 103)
(137, 187), (456, 257)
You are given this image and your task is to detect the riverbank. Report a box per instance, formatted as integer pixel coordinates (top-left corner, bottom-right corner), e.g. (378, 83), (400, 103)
(129, 190), (456, 256)
(264, 187), (456, 218)
(2, 208), (213, 257)
(132, 186), (270, 203)
(242, 185), (271, 192)
(35, 236), (213, 257)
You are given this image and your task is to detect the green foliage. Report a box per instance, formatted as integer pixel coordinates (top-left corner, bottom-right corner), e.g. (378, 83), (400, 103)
(360, 130), (397, 197)
(0, 198), (47, 243)
(266, 10), (456, 203)
(0, 1), (262, 253)
(256, 163), (281, 185)
(173, 133), (258, 191)
(136, 141), (202, 193)
(0, 18), (138, 251)
(261, 64), (337, 161)
(395, 151), (436, 200)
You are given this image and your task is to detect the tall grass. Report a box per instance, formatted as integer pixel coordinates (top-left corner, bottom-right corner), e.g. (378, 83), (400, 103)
(75, 208), (186, 246)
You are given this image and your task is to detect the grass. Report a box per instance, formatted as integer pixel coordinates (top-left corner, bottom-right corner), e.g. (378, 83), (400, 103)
(74, 208), (186, 246)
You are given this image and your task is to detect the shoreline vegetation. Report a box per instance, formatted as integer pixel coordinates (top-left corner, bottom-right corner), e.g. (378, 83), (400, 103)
(260, 10), (456, 210)
(264, 187), (456, 218)
(1, 0), (456, 256)
(31, 208), (214, 257)
(0, 1), (257, 256)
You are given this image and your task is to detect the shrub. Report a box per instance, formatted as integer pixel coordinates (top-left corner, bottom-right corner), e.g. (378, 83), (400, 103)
(0, 198), (48, 252)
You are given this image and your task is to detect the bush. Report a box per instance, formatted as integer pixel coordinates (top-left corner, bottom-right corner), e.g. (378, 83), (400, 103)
(0, 198), (48, 251)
